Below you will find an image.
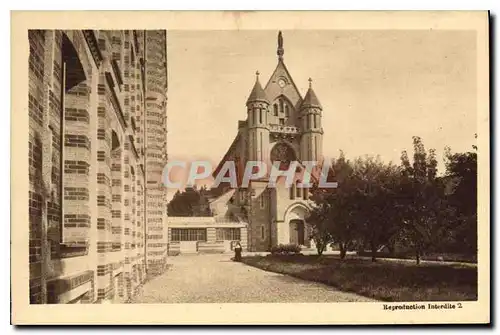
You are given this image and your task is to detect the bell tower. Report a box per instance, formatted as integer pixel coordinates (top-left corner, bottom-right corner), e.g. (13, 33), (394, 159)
(246, 71), (270, 164)
(300, 78), (323, 162)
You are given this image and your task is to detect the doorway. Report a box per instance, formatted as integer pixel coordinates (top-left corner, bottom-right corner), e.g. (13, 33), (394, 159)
(289, 219), (305, 245)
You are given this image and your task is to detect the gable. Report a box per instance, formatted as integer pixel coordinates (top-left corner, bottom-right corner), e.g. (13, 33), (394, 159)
(264, 60), (303, 111)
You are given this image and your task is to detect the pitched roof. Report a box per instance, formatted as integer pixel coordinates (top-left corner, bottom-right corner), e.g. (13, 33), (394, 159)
(246, 77), (270, 105)
(264, 59), (303, 105)
(301, 85), (322, 110)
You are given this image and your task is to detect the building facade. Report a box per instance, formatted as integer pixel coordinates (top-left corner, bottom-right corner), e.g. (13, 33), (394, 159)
(167, 216), (247, 255)
(28, 29), (168, 304)
(210, 31), (324, 251)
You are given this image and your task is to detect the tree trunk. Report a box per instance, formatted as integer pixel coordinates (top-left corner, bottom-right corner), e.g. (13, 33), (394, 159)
(317, 241), (324, 256)
(370, 240), (377, 262)
(339, 243), (347, 260)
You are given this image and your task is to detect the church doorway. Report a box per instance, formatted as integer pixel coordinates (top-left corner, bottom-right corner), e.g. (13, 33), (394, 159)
(289, 219), (305, 246)
(283, 203), (311, 247)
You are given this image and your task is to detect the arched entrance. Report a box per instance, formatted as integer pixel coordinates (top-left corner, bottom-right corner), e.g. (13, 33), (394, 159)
(289, 219), (305, 245)
(283, 203), (310, 247)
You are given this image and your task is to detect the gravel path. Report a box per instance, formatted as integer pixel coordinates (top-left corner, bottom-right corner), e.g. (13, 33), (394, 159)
(132, 254), (375, 303)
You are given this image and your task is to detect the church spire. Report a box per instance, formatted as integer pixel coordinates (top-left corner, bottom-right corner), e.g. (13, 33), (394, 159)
(246, 70), (269, 106)
(277, 31), (284, 60)
(302, 78), (322, 110)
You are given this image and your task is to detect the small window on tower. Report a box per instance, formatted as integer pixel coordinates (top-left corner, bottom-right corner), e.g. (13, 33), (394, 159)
(273, 104), (278, 116)
(313, 115), (317, 128)
(296, 181), (302, 198)
(279, 118), (285, 126)
(260, 194), (265, 209)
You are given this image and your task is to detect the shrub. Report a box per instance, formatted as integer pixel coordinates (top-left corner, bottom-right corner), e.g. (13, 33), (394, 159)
(270, 244), (301, 255)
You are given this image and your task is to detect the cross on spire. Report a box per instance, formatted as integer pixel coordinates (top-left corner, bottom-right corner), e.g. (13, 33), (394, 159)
(308, 77), (313, 88)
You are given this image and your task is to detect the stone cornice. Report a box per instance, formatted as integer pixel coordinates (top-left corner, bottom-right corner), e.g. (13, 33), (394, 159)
(82, 30), (103, 68)
(111, 59), (123, 86)
(105, 71), (127, 130)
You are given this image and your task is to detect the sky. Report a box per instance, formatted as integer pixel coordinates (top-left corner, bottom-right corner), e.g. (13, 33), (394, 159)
(165, 29), (477, 195)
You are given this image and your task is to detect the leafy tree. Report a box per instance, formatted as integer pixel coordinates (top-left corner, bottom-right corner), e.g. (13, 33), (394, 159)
(353, 157), (403, 261)
(309, 152), (359, 259)
(399, 136), (448, 264)
(167, 186), (212, 217)
(443, 143), (477, 255)
(307, 202), (332, 256)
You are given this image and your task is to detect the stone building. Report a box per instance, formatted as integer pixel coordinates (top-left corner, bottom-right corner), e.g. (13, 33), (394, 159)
(28, 29), (168, 304)
(209, 31), (324, 251)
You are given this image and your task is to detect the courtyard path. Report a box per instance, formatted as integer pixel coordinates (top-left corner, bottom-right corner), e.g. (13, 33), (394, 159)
(132, 254), (375, 303)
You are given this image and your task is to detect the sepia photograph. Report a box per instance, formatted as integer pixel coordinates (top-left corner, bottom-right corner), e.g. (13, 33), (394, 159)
(11, 10), (490, 324)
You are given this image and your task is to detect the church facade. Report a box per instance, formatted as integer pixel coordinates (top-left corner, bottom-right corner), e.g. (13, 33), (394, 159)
(210, 32), (324, 252)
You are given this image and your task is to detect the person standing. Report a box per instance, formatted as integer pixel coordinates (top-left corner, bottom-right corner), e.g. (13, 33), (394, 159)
(234, 241), (242, 262)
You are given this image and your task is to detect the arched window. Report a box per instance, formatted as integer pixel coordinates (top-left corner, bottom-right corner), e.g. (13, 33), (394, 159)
(290, 183), (295, 200)
(303, 187), (309, 200)
(296, 181), (302, 197)
(273, 96), (294, 121)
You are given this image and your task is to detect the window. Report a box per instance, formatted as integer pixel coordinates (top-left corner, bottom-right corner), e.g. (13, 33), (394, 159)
(261, 226), (265, 240)
(171, 228), (207, 242)
(260, 194), (265, 209)
(279, 118), (285, 125)
(273, 104), (278, 116)
(216, 228), (241, 241)
(285, 104), (289, 117)
(296, 181), (302, 198)
(313, 115), (317, 128)
(303, 187), (309, 200)
(259, 109), (262, 124)
(279, 99), (284, 113)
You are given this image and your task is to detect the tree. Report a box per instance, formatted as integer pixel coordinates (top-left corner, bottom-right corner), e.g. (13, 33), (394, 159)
(307, 203), (332, 256)
(399, 136), (448, 264)
(309, 152), (360, 259)
(352, 156), (403, 261)
(167, 186), (212, 217)
(443, 144), (477, 255)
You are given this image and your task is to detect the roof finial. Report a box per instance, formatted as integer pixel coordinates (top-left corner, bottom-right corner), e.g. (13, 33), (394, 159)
(308, 77), (313, 88)
(277, 31), (284, 60)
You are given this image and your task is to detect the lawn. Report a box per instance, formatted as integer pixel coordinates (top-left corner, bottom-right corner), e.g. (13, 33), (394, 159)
(241, 254), (477, 302)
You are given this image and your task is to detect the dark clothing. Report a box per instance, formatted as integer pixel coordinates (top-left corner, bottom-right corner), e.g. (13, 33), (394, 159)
(234, 247), (242, 262)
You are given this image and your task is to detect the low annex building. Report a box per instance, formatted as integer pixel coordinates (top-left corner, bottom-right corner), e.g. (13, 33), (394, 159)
(166, 216), (247, 255)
